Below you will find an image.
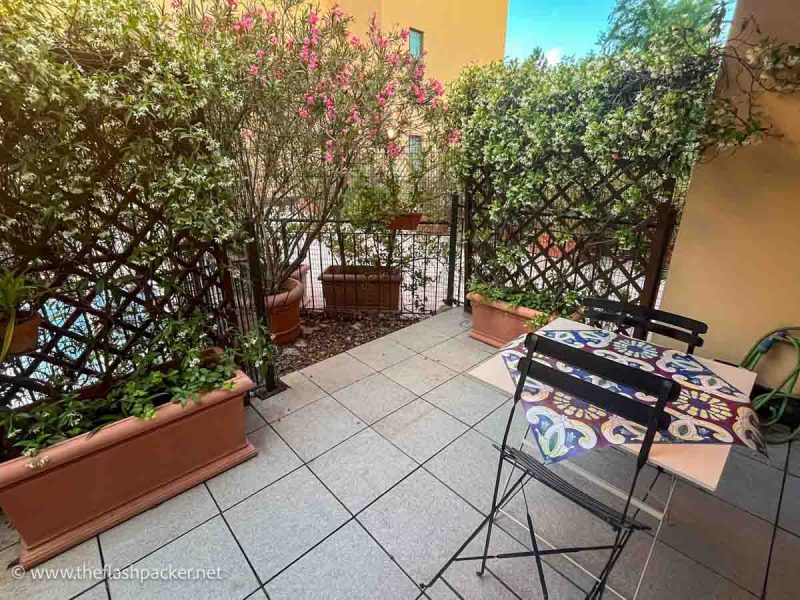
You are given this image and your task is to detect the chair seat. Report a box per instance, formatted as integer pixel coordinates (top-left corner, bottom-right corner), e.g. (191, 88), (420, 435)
(496, 444), (650, 532)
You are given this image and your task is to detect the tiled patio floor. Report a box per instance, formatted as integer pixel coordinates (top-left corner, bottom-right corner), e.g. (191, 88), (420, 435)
(2, 309), (798, 599)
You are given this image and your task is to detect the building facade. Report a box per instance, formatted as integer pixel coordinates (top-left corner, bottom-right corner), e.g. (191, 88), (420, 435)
(323, 0), (509, 83)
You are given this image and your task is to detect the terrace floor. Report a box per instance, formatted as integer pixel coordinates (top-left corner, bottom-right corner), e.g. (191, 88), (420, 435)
(1, 309), (798, 600)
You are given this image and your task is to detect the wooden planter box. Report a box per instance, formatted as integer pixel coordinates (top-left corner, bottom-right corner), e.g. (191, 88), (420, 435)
(0, 371), (255, 569)
(467, 292), (566, 348)
(320, 266), (401, 312)
(388, 212), (423, 231)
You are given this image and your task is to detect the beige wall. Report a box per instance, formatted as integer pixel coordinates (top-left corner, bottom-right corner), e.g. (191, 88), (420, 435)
(327, 0), (508, 82)
(660, 0), (800, 386)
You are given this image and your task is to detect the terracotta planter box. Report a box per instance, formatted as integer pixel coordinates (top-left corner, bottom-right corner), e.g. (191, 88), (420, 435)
(266, 277), (304, 345)
(0, 371), (255, 569)
(467, 292), (566, 348)
(1, 312), (42, 355)
(320, 266), (401, 312)
(388, 212), (423, 231)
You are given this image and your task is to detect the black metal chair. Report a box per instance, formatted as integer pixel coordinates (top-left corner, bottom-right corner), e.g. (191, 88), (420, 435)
(421, 332), (680, 599)
(583, 297), (708, 354)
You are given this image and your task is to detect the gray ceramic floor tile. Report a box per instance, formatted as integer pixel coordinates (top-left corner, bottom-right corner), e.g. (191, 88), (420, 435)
(383, 355), (458, 396)
(347, 336), (416, 371)
(272, 396), (366, 461)
(0, 538), (102, 600)
(734, 441), (789, 471)
(474, 400), (530, 447)
(206, 425), (302, 510)
(425, 527), (582, 600)
(244, 405), (266, 433)
(766, 528), (800, 600)
(100, 484), (218, 570)
(301, 353), (376, 393)
(388, 323), (454, 353)
(425, 429), (519, 514)
(108, 516), (259, 600)
(224, 467), (350, 582)
(712, 449), (784, 522)
(789, 441), (800, 478)
(76, 583), (110, 599)
(373, 399), (468, 463)
(498, 478), (756, 600)
(252, 371), (326, 423)
(266, 521), (419, 600)
(333, 372), (416, 424)
(778, 474), (800, 536)
(0, 514), (18, 552)
(423, 332), (494, 373)
(423, 374), (508, 426)
(359, 469), (484, 583)
(657, 482), (772, 594)
(310, 428), (417, 513)
(423, 310), (474, 338)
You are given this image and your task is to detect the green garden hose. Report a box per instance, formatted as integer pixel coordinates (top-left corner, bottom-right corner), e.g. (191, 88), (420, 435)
(739, 327), (800, 443)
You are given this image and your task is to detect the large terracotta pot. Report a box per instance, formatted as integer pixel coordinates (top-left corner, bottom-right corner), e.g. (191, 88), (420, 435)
(320, 266), (401, 312)
(1, 312), (42, 355)
(467, 292), (560, 348)
(0, 371), (255, 569)
(266, 277), (304, 345)
(290, 264), (310, 304)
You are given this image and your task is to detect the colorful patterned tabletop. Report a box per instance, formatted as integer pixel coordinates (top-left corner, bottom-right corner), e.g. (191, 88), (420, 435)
(501, 328), (766, 465)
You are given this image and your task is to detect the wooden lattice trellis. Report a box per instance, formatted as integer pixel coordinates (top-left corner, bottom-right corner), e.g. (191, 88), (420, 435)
(464, 149), (677, 309)
(0, 191), (240, 407)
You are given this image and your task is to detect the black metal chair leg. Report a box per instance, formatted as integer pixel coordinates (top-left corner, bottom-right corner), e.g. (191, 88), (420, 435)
(586, 528), (632, 599)
(523, 490), (549, 599)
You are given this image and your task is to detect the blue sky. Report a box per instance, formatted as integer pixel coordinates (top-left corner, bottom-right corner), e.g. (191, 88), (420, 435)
(505, 0), (618, 63)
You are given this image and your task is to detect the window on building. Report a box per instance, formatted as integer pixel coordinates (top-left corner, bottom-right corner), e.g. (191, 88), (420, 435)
(409, 29), (424, 59)
(408, 135), (423, 170)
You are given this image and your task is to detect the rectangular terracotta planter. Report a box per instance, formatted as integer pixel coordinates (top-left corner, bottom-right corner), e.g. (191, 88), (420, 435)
(0, 371), (256, 569)
(467, 292), (572, 348)
(320, 265), (402, 312)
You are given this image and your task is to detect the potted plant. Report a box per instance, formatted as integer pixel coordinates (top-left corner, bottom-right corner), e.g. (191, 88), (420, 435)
(466, 281), (581, 347)
(0, 270), (44, 361)
(0, 312), (273, 569)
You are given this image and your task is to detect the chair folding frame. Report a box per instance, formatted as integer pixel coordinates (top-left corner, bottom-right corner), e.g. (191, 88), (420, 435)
(420, 333), (680, 600)
(583, 297), (708, 354)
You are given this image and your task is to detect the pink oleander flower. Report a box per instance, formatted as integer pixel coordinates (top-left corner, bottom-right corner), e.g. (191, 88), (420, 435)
(448, 130), (462, 145)
(348, 107), (362, 124)
(387, 141), (403, 157)
(382, 83), (396, 97)
(308, 53), (319, 71)
(240, 128), (253, 141)
(324, 96), (336, 118)
(285, 37), (295, 50)
(324, 151), (334, 163)
(349, 35), (362, 49)
(309, 10), (319, 26)
(202, 15), (213, 31)
(375, 94), (386, 106)
(400, 29), (410, 41)
(376, 34), (388, 50)
(235, 16), (255, 33)
(332, 5), (344, 19)
(305, 94), (316, 105)
(171, 0), (182, 9)
(256, 49), (266, 60)
(264, 11), (276, 24)
(387, 53), (402, 67)
(249, 65), (259, 76)
(227, 0), (237, 8)
(411, 84), (426, 104)
(414, 65), (425, 80)
(429, 78), (444, 97)
(269, 34), (279, 46)
(298, 107), (310, 119)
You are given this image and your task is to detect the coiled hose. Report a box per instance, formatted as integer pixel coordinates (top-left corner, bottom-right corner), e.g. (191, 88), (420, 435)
(739, 327), (800, 443)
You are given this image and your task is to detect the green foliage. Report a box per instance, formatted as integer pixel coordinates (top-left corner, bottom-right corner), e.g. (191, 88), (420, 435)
(468, 281), (579, 317)
(0, 309), (272, 463)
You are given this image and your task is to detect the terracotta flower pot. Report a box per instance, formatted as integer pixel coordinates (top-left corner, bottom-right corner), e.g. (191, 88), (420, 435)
(266, 277), (304, 345)
(1, 312), (42, 355)
(467, 292), (562, 348)
(320, 266), (402, 312)
(290, 264), (310, 302)
(388, 212), (423, 231)
(0, 371), (256, 569)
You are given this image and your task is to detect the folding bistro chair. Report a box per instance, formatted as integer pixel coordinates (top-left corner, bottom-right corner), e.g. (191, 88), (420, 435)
(583, 297), (708, 354)
(421, 332), (680, 599)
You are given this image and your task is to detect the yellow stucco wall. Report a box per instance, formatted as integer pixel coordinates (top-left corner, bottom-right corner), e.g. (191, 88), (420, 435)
(659, 0), (800, 386)
(324, 0), (508, 82)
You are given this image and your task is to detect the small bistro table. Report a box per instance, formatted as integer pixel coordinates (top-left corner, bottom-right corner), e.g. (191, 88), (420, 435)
(467, 317), (764, 599)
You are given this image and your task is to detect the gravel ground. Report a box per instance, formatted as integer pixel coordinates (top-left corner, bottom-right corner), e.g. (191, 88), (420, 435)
(275, 312), (423, 376)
